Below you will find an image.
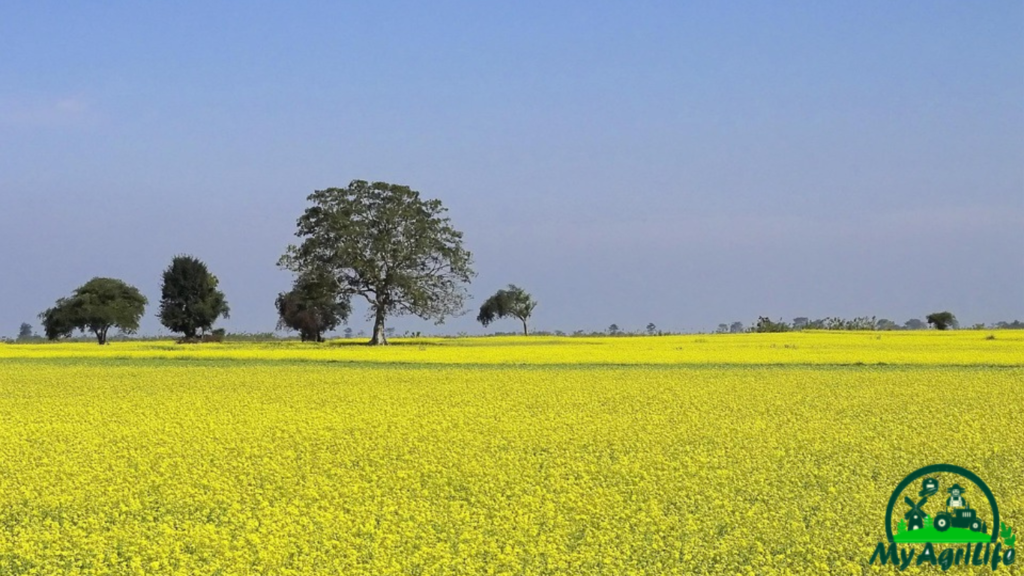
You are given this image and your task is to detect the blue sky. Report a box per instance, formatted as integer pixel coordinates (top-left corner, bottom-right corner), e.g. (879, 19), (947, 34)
(2, 2), (1021, 336)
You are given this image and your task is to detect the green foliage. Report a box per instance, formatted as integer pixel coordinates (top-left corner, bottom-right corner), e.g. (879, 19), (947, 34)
(39, 301), (78, 341)
(219, 331), (279, 342)
(755, 316), (790, 333)
(279, 180), (474, 345)
(38, 277), (148, 345)
(197, 329), (227, 343)
(1002, 522), (1016, 548)
(813, 316), (877, 330)
(276, 274), (351, 342)
(477, 285), (537, 336)
(17, 323), (34, 340)
(927, 311), (957, 330)
(776, 315), (917, 331)
(904, 318), (927, 330)
(875, 318), (898, 331)
(158, 255), (230, 339)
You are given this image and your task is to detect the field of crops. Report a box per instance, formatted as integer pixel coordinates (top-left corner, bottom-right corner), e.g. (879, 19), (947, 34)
(0, 332), (1021, 575)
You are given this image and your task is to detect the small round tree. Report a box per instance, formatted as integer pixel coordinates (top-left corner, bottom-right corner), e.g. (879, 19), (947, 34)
(17, 323), (34, 340)
(276, 274), (351, 342)
(477, 284), (537, 336)
(926, 311), (957, 331)
(39, 277), (148, 344)
(158, 255), (230, 340)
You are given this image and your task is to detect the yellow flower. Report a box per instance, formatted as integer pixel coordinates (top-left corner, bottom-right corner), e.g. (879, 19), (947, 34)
(0, 331), (1019, 574)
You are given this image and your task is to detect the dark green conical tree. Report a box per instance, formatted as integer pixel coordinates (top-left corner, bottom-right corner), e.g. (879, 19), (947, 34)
(158, 255), (230, 340)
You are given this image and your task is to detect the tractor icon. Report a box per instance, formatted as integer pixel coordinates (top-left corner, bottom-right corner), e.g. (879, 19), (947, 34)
(934, 506), (984, 532)
(934, 483), (985, 533)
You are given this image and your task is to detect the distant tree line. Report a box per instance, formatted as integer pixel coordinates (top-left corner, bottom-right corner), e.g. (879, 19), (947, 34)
(9, 179), (1021, 344)
(712, 312), (1024, 334)
(17, 180), (536, 346)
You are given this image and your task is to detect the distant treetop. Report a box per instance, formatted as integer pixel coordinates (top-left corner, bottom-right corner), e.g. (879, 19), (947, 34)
(477, 285), (537, 336)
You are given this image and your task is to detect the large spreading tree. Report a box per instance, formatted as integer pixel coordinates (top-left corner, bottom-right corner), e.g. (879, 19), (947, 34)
(279, 180), (474, 345)
(275, 273), (351, 342)
(477, 284), (537, 336)
(158, 255), (230, 339)
(39, 277), (148, 344)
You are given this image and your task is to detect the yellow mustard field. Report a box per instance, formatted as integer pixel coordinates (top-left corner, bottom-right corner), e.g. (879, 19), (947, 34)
(0, 332), (1021, 575)
(2, 330), (1022, 366)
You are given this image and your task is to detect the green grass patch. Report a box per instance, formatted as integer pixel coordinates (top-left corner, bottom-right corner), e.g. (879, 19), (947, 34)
(894, 525), (991, 544)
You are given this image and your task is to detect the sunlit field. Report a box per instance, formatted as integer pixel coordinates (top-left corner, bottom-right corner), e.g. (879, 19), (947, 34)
(1, 332), (1021, 575)
(3, 330), (1022, 366)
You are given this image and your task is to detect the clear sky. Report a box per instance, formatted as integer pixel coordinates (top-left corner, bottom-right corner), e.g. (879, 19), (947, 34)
(2, 2), (1022, 337)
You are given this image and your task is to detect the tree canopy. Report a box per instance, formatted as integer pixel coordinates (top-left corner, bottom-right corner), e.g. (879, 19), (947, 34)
(755, 316), (790, 333)
(158, 255), (230, 339)
(904, 318), (926, 330)
(279, 180), (474, 345)
(275, 273), (351, 342)
(477, 285), (537, 336)
(38, 277), (147, 344)
(926, 311), (957, 331)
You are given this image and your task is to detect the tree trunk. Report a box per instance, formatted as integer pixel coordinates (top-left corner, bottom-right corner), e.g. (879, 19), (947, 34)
(96, 327), (107, 345)
(521, 318), (529, 336)
(369, 306), (388, 345)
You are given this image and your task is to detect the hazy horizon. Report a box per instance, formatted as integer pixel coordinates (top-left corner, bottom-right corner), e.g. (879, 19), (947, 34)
(3, 2), (1022, 338)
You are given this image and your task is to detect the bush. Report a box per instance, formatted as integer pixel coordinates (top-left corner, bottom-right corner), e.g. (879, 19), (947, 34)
(754, 317), (790, 333)
(202, 329), (226, 343)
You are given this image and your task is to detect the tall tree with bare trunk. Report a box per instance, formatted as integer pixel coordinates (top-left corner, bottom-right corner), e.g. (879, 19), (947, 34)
(279, 180), (474, 345)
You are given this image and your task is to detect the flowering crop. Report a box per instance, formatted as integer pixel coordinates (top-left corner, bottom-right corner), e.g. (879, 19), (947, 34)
(0, 332), (1021, 574)
(2, 330), (1021, 366)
